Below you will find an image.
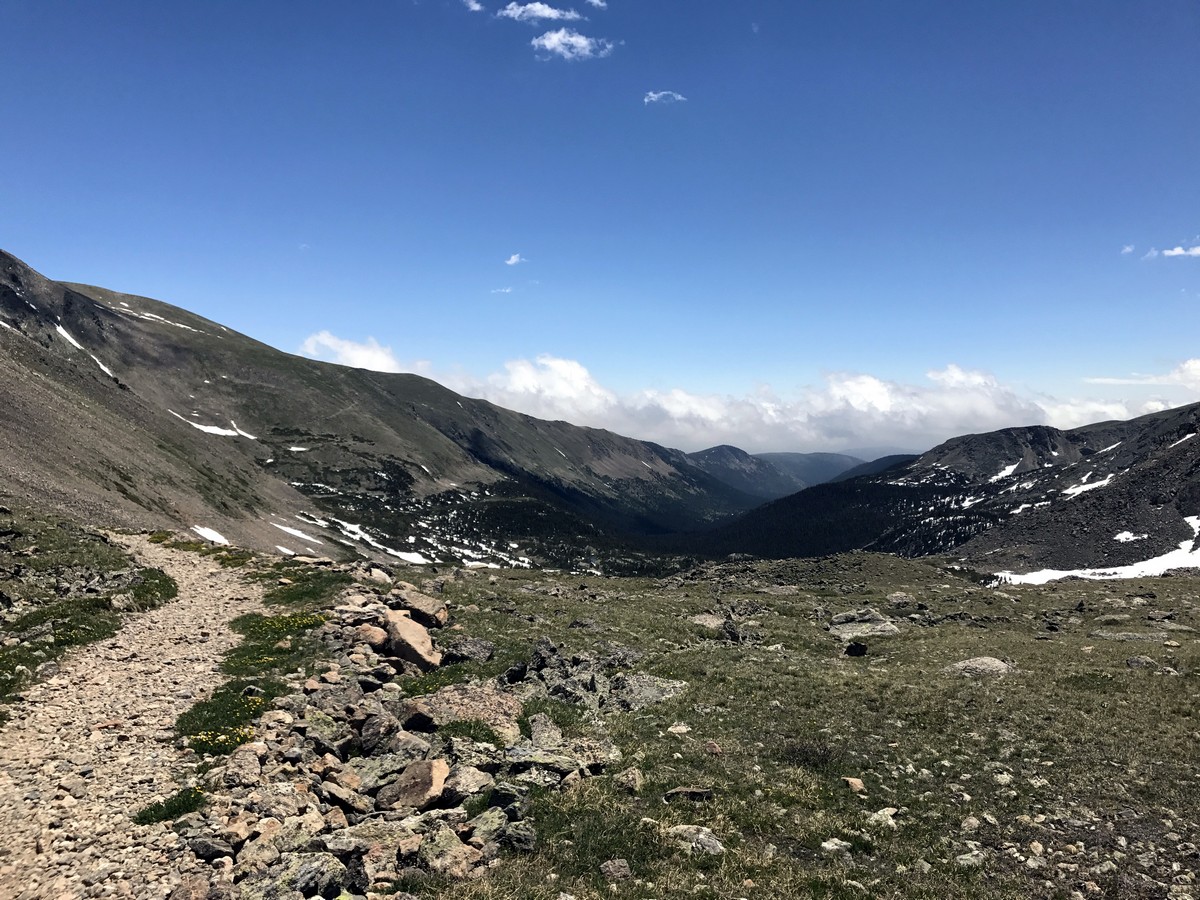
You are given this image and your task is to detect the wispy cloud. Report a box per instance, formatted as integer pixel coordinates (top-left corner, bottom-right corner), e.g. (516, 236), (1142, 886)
(498, 2), (581, 23)
(1142, 248), (1159, 260)
(1085, 359), (1200, 391)
(585, 0), (606, 7)
(505, 253), (526, 266)
(1163, 245), (1200, 258)
(491, 287), (514, 294)
(644, 90), (687, 105)
(531, 28), (613, 60)
(463, 0), (484, 11)
(1121, 244), (1134, 255)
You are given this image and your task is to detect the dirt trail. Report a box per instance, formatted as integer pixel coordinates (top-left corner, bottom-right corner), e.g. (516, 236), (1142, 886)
(0, 536), (264, 900)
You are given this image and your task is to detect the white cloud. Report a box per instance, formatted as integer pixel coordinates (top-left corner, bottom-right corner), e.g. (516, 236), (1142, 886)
(585, 0), (606, 7)
(531, 28), (613, 59)
(298, 331), (407, 373)
(463, 0), (484, 10)
(1163, 245), (1200, 257)
(1142, 248), (1159, 260)
(1121, 244), (1134, 255)
(644, 90), (687, 105)
(297, 332), (1200, 453)
(498, 2), (581, 22)
(491, 287), (514, 294)
(1085, 359), (1200, 392)
(505, 253), (526, 265)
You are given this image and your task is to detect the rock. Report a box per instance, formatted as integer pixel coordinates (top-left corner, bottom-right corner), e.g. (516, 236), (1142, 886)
(667, 824), (725, 856)
(600, 858), (632, 880)
(820, 837), (853, 857)
(829, 608), (900, 641)
(383, 610), (443, 670)
(353, 624), (389, 649)
(667, 722), (691, 735)
(389, 588), (448, 629)
(282, 851), (348, 897)
(345, 746), (430, 793)
(955, 849), (987, 868)
(688, 614), (726, 631)
(614, 767), (644, 794)
(841, 776), (866, 793)
(961, 815), (981, 832)
(419, 824), (482, 878)
(224, 744), (263, 787)
(321, 820), (420, 857)
(1126, 655), (1158, 669)
(405, 680), (523, 744)
(441, 637), (496, 665)
(466, 807), (509, 847)
(167, 875), (211, 900)
(1089, 630), (1168, 642)
(844, 641), (868, 657)
(608, 673), (688, 711)
(866, 807), (898, 830)
(376, 759), (450, 811)
(663, 786), (713, 803)
(502, 820), (537, 852)
(444, 765), (494, 803)
(943, 657), (1016, 677)
(190, 835), (236, 861)
(528, 712), (563, 748)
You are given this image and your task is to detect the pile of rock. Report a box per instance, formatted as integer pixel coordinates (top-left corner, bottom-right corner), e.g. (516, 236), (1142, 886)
(175, 578), (684, 900)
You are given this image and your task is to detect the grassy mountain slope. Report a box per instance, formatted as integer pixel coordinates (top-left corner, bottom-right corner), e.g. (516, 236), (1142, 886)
(0, 249), (759, 569)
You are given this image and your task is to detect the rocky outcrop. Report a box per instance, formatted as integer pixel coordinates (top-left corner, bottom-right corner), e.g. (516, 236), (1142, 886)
(179, 581), (682, 898)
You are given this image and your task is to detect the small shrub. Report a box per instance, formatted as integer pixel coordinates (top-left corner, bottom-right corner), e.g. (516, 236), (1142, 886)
(133, 787), (206, 825)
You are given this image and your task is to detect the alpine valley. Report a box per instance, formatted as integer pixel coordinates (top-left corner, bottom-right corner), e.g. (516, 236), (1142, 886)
(2, 248), (1198, 582)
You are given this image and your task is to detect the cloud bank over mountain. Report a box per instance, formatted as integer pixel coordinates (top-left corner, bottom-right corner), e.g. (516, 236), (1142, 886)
(299, 332), (1199, 454)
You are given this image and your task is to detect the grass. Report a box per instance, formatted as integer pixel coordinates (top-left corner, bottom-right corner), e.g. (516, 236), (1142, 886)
(132, 786), (207, 825)
(175, 678), (286, 755)
(174, 560), (350, 756)
(390, 557), (1200, 900)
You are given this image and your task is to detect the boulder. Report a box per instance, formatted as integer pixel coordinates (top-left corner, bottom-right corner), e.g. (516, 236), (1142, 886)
(942, 657), (1016, 678)
(376, 759), (449, 811)
(383, 610), (442, 670)
(418, 824), (482, 878)
(667, 824), (725, 856)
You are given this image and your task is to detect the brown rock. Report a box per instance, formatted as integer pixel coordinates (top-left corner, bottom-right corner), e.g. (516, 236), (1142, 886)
(389, 588), (449, 628)
(842, 776), (866, 793)
(376, 759), (450, 811)
(167, 875), (210, 900)
(405, 681), (522, 744)
(354, 623), (389, 649)
(383, 610), (442, 670)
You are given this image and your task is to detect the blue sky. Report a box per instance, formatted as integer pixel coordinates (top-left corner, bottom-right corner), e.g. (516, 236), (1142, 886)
(3, 0), (1199, 453)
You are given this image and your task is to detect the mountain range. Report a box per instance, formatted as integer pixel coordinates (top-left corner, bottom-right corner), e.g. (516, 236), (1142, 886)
(3, 248), (1198, 581)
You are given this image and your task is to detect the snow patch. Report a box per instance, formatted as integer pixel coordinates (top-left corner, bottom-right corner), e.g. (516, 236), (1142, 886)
(191, 526), (229, 545)
(168, 410), (239, 437)
(1114, 531), (1148, 543)
(276, 545), (296, 556)
(55, 325), (84, 350)
(1062, 472), (1115, 498)
(989, 461), (1020, 483)
(88, 354), (115, 378)
(229, 421), (258, 440)
(0, 320), (13, 331)
(270, 522), (324, 545)
(1010, 504), (1032, 515)
(288, 446), (310, 452)
(1098, 441), (1121, 453)
(998, 516), (1200, 585)
(1168, 433), (1195, 449)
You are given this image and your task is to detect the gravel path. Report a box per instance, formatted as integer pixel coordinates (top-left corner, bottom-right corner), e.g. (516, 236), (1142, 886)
(0, 536), (264, 900)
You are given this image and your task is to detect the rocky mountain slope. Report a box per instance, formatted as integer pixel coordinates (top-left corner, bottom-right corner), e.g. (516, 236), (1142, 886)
(0, 249), (764, 571)
(698, 406), (1200, 578)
